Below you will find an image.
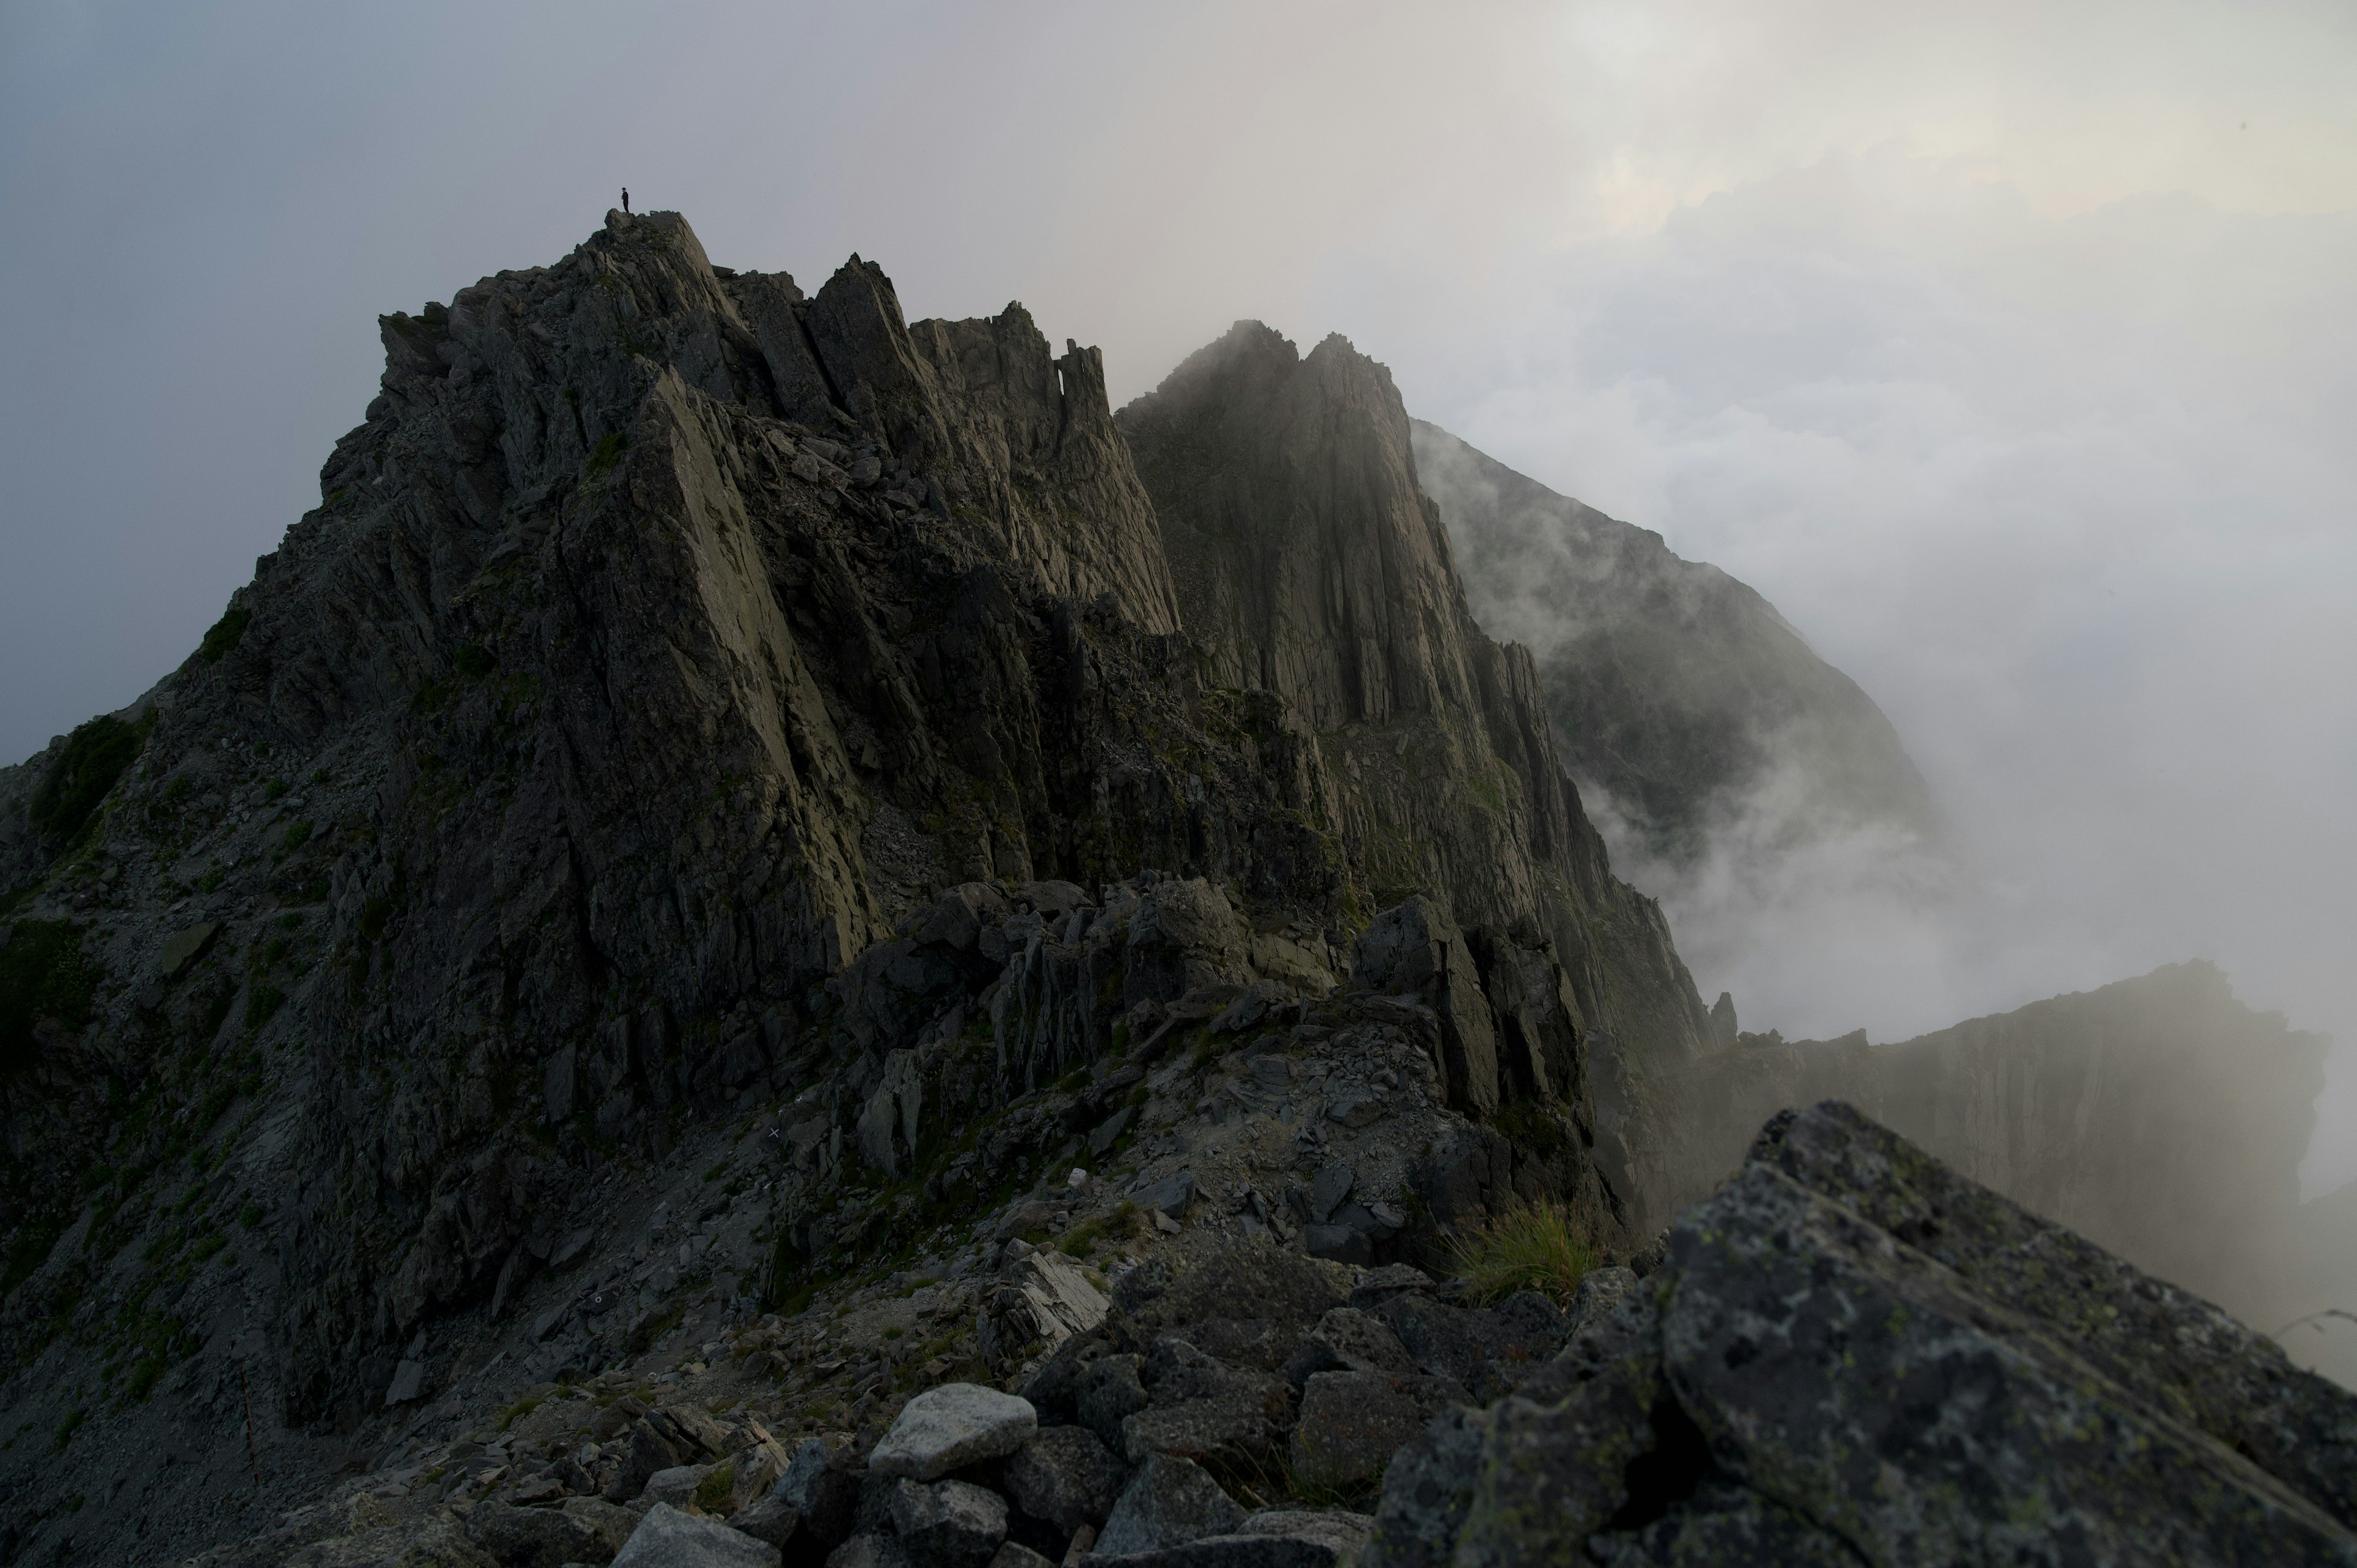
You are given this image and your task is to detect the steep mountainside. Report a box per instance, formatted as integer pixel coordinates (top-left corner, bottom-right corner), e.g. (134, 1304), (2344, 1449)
(0, 214), (1671, 1563)
(1627, 961), (2323, 1327)
(1116, 327), (1710, 1076)
(1410, 420), (1940, 865)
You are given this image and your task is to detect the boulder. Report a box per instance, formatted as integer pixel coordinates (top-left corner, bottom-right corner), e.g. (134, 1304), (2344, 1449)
(1128, 1173), (1196, 1218)
(883, 1478), (1007, 1568)
(1072, 1356), (1151, 1453)
(1278, 1309), (1416, 1385)
(729, 1491), (802, 1551)
(1124, 879), (1248, 1004)
(869, 1385), (1039, 1480)
(1095, 1454), (1246, 1556)
(612, 1502), (781, 1567)
(977, 1253), (1109, 1372)
(1363, 1101), (2357, 1568)
(646, 1464), (717, 1509)
(827, 1535), (914, 1568)
(1121, 1339), (1292, 1469)
(464, 1499), (617, 1568)
(774, 1437), (860, 1553)
(1086, 1509), (1373, 1568)
(1002, 1425), (1129, 1534)
(1559, 1265), (1637, 1340)
(1289, 1372), (1466, 1489)
(1368, 1289), (1568, 1400)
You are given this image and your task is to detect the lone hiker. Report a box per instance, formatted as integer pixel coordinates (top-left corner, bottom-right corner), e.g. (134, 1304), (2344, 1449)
(621, 187), (630, 214)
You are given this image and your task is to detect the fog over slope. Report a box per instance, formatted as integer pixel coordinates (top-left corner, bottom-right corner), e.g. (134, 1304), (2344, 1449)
(1413, 419), (1940, 868)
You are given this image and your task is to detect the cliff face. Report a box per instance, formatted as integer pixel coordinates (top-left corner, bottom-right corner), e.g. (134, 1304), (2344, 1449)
(1117, 326), (1711, 1075)
(1410, 420), (1940, 866)
(0, 212), (1658, 1542)
(1634, 962), (2323, 1325)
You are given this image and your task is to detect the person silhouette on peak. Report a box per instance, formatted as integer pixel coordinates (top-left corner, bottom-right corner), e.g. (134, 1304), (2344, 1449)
(621, 187), (630, 214)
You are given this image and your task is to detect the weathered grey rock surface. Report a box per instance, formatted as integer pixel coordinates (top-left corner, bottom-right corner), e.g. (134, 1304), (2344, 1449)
(1118, 326), (1713, 1076)
(1409, 419), (1940, 866)
(1366, 1100), (2357, 1568)
(0, 213), (1666, 1564)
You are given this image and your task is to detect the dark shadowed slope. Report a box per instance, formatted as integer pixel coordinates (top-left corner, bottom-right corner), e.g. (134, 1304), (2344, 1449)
(1117, 324), (1712, 1074)
(1411, 419), (1940, 867)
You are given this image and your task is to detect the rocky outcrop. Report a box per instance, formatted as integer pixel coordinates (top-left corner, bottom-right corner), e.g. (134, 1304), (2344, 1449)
(1624, 962), (2323, 1326)
(1367, 1100), (2357, 1567)
(217, 1102), (2356, 1568)
(1410, 419), (1941, 865)
(1118, 326), (1711, 1074)
(0, 209), (1680, 1567)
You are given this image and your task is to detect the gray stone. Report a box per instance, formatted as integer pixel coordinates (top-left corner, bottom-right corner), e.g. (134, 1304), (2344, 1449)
(384, 1358), (425, 1406)
(729, 1491), (801, 1550)
(548, 1225), (597, 1269)
(1281, 1309), (1415, 1383)
(1349, 897), (1496, 1116)
(827, 1534), (913, 1568)
(613, 1502), (781, 1567)
(1089, 1106), (1136, 1157)
(1370, 1290), (1568, 1399)
(1071, 1356), (1150, 1454)
(868, 1384), (1038, 1480)
(1121, 1340), (1291, 1469)
(1321, 1093), (1384, 1130)
(987, 1544), (1056, 1568)
(1003, 1425), (1129, 1534)
(544, 1045), (578, 1123)
(884, 1477), (1007, 1568)
(1129, 1173), (1196, 1217)
(1307, 1166), (1352, 1224)
(465, 1499), (614, 1568)
(1300, 1226), (1366, 1267)
(1096, 1454), (1247, 1556)
(976, 1254), (1109, 1373)
(1124, 880), (1250, 1004)
(562, 1497), (644, 1559)
(1289, 1372), (1466, 1489)
(1558, 1265), (1637, 1342)
(155, 921), (220, 979)
(643, 1463), (713, 1508)
(1086, 1509), (1373, 1568)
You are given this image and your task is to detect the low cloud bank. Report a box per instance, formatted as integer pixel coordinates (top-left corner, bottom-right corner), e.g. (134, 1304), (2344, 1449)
(1366, 154), (2357, 1193)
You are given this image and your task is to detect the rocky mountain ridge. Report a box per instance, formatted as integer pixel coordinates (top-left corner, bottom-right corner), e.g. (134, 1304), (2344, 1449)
(0, 209), (2345, 1567)
(0, 210), (1683, 1562)
(1409, 420), (1940, 868)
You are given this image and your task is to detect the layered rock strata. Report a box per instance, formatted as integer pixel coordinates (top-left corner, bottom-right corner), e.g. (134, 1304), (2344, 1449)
(1118, 326), (1711, 1075)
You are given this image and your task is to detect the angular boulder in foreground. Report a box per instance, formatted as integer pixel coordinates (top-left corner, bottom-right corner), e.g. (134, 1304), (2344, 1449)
(1368, 1100), (2357, 1567)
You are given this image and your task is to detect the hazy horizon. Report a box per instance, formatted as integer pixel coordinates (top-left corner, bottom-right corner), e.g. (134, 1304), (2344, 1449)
(4, 1), (2352, 1189)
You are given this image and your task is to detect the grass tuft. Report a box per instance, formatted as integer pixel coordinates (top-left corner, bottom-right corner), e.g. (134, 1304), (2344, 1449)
(1449, 1197), (1599, 1306)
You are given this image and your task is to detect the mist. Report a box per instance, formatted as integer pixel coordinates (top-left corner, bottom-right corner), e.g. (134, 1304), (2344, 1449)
(3, 0), (2353, 1192)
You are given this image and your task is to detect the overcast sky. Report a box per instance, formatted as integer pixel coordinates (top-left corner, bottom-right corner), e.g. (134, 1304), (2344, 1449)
(5, 1), (2353, 1183)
